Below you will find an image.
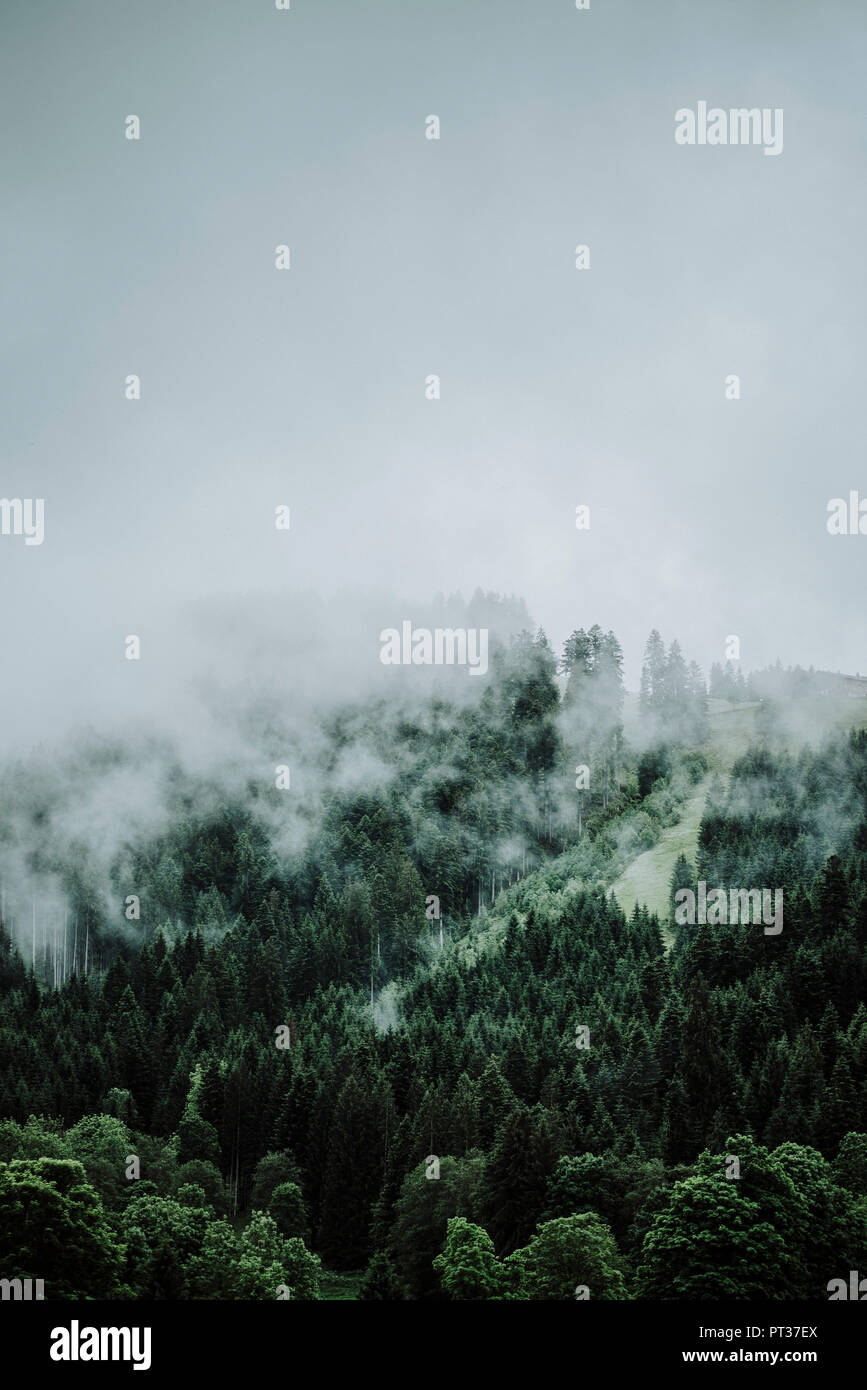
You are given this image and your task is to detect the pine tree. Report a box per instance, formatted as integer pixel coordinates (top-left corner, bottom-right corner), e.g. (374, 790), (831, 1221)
(317, 1073), (386, 1270)
(482, 1104), (558, 1255)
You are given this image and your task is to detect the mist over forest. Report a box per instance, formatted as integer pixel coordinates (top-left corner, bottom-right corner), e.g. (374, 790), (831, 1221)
(2, 580), (866, 1303)
(1, 586), (849, 979)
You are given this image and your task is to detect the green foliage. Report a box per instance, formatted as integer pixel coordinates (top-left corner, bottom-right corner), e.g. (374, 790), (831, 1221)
(834, 1131), (867, 1194)
(177, 1112), (221, 1169)
(482, 1105), (558, 1256)
(268, 1182), (310, 1242)
(120, 1191), (321, 1300)
(635, 1134), (867, 1300)
(506, 1213), (628, 1300)
(635, 1170), (785, 1300)
(0, 1158), (127, 1298)
(434, 1217), (506, 1300)
(66, 1113), (133, 1210)
(358, 1250), (406, 1300)
(250, 1150), (303, 1210)
(389, 1154), (486, 1299)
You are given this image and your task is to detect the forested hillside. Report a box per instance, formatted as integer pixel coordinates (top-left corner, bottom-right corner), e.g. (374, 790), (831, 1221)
(1, 612), (866, 1300)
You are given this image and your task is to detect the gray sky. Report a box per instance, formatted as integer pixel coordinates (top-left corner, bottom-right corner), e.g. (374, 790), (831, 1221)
(2, 0), (865, 753)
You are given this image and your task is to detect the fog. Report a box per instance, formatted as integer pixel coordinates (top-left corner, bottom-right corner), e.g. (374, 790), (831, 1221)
(1, 0), (865, 763)
(1, 1), (865, 960)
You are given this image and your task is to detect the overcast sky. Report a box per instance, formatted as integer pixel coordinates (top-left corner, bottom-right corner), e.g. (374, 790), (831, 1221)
(1, 0), (865, 753)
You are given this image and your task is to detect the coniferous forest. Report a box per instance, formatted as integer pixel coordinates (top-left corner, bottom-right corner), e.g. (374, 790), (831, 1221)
(2, 606), (866, 1302)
